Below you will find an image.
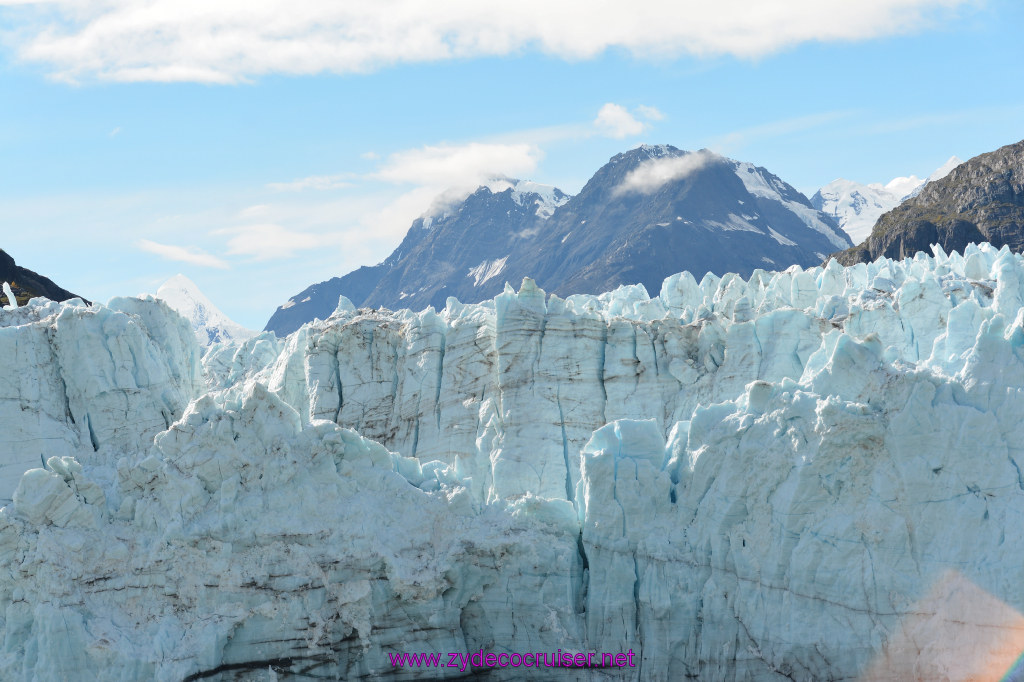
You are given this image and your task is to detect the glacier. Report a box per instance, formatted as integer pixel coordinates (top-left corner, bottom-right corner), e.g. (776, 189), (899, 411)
(3, 242), (1024, 680)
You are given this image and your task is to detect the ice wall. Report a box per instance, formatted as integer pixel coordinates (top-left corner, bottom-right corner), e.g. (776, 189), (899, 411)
(228, 243), (1022, 512)
(3, 243), (1024, 679)
(0, 296), (202, 505)
(231, 275), (832, 509)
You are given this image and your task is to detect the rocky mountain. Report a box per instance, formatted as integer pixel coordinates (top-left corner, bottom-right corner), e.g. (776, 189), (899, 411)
(266, 145), (850, 335)
(154, 274), (255, 346)
(833, 141), (1021, 265)
(810, 156), (962, 243)
(0, 248), (87, 307)
(265, 179), (568, 335)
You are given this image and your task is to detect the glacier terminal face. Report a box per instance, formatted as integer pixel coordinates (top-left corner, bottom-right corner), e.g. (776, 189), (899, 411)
(4, 243), (1024, 679)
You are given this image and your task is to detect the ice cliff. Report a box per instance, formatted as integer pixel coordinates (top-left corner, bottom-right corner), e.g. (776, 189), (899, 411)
(4, 243), (1024, 680)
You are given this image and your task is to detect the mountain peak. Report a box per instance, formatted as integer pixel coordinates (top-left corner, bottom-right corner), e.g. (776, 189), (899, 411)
(635, 143), (680, 158)
(155, 275), (254, 346)
(418, 178), (570, 230)
(158, 273), (199, 292)
(618, 143), (683, 162)
(486, 178), (570, 219)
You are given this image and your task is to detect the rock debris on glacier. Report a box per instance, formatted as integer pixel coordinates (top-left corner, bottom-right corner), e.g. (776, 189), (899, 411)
(3, 243), (1024, 680)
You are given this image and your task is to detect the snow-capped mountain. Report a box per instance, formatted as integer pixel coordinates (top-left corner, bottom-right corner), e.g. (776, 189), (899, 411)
(4, 244), (1024, 680)
(155, 274), (254, 346)
(811, 156), (963, 243)
(266, 144), (850, 335)
(811, 177), (922, 243)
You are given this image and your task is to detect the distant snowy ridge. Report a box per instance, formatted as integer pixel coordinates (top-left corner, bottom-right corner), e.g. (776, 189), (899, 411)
(811, 179), (911, 242)
(812, 156), (963, 242)
(155, 274), (255, 346)
(4, 243), (1024, 679)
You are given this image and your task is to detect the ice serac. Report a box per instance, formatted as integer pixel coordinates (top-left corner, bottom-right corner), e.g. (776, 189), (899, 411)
(5, 244), (1024, 679)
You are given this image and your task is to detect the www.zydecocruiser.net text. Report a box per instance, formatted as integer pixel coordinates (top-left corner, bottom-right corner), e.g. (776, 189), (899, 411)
(389, 649), (638, 671)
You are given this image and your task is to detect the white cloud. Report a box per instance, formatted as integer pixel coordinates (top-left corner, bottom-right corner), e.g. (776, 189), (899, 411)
(183, 140), (547, 271)
(615, 150), (719, 196)
(237, 204), (271, 219)
(271, 105), (652, 229)
(711, 110), (856, 152)
(108, 126), (121, 137)
(216, 223), (341, 261)
(372, 142), (542, 186)
(592, 103), (664, 139)
(635, 105), (665, 122)
(361, 186), (456, 237)
(594, 103), (646, 139)
(341, 143), (540, 239)
(3, 1), (968, 83)
(266, 174), (351, 192)
(137, 239), (229, 269)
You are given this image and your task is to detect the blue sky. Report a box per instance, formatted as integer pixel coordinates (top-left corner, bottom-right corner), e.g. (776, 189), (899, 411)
(1, 0), (1022, 329)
